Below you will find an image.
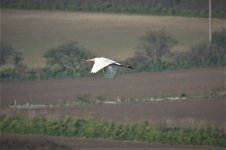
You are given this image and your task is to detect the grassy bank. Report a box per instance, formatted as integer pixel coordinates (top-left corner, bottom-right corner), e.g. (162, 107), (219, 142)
(0, 115), (225, 147)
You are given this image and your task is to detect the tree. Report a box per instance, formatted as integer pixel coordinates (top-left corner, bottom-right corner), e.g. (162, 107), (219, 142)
(138, 30), (177, 63)
(188, 42), (225, 66)
(12, 51), (24, 66)
(212, 28), (226, 48)
(125, 30), (177, 71)
(44, 41), (94, 74)
(0, 42), (14, 66)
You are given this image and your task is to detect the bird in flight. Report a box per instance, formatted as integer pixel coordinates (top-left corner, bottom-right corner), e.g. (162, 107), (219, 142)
(87, 57), (133, 78)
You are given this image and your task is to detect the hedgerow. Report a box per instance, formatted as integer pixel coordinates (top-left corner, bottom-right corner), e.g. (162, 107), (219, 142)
(0, 115), (225, 147)
(1, 0), (225, 18)
(0, 29), (225, 82)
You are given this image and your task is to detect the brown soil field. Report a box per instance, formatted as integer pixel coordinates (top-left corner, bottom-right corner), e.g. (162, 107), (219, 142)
(1, 67), (225, 106)
(0, 68), (225, 149)
(4, 97), (225, 130)
(1, 67), (225, 130)
(0, 134), (215, 150)
(2, 9), (225, 67)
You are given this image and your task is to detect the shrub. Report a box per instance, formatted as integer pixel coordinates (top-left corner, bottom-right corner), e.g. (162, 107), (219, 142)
(212, 28), (226, 48)
(186, 42), (225, 67)
(125, 30), (177, 72)
(76, 94), (95, 105)
(138, 30), (177, 63)
(1, 29), (225, 82)
(0, 42), (14, 66)
(125, 29), (225, 73)
(44, 41), (94, 74)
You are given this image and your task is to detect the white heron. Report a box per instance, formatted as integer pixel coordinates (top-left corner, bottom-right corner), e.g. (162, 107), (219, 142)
(87, 57), (133, 78)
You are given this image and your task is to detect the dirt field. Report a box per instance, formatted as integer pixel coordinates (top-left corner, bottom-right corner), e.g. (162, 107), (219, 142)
(0, 134), (215, 150)
(2, 67), (225, 105)
(1, 67), (225, 130)
(1, 67), (225, 149)
(2, 9), (225, 67)
(4, 97), (224, 130)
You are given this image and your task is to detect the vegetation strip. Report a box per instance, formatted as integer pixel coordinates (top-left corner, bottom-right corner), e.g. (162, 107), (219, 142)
(7, 90), (226, 109)
(1, 0), (225, 18)
(1, 29), (225, 82)
(0, 115), (225, 147)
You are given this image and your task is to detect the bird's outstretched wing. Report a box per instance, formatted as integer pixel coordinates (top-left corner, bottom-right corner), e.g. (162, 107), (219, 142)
(104, 65), (118, 78)
(91, 57), (120, 73)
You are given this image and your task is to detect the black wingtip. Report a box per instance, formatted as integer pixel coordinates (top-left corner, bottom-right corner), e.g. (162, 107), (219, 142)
(127, 66), (134, 69)
(119, 64), (134, 69)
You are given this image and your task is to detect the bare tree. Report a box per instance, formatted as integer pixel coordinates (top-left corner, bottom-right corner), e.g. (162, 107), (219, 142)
(138, 30), (177, 63)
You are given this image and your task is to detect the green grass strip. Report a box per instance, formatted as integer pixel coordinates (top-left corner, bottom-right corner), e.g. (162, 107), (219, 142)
(0, 115), (225, 147)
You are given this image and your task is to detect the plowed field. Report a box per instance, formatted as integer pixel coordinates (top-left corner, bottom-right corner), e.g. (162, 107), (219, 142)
(0, 134), (215, 150)
(2, 9), (225, 67)
(2, 67), (225, 105)
(1, 67), (225, 149)
(1, 67), (225, 130)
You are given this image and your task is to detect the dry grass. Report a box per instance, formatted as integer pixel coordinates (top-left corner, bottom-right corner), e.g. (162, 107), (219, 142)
(1, 9), (225, 67)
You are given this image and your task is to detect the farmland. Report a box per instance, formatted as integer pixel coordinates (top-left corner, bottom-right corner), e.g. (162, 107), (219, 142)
(1, 7), (226, 149)
(1, 67), (225, 148)
(0, 134), (215, 150)
(1, 9), (225, 68)
(1, 67), (225, 129)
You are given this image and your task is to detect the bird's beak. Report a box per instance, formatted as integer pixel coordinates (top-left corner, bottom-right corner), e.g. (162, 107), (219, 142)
(86, 59), (94, 62)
